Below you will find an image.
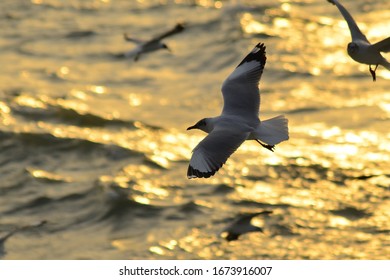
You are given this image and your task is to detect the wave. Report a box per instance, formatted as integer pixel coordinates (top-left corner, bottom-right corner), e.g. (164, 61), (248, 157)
(1, 130), (130, 150)
(330, 206), (372, 221)
(232, 200), (292, 209)
(11, 103), (136, 128)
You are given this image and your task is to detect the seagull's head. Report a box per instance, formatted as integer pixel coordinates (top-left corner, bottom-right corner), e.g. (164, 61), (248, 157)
(347, 42), (359, 54)
(187, 118), (213, 133)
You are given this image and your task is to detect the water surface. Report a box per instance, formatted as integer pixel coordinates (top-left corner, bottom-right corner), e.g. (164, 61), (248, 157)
(0, 0), (389, 259)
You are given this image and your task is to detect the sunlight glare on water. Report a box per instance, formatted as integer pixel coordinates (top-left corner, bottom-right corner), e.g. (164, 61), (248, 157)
(0, 0), (389, 260)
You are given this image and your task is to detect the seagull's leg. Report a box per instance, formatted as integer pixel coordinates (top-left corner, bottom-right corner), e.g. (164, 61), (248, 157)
(369, 64), (378, 81)
(255, 139), (275, 152)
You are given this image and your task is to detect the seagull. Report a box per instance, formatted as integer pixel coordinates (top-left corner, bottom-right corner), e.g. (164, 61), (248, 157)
(186, 43), (289, 179)
(123, 23), (185, 61)
(221, 210), (272, 241)
(327, 0), (390, 81)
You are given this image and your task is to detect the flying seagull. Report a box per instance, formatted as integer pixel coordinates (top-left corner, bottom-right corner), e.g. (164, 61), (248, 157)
(123, 23), (185, 61)
(327, 0), (390, 81)
(221, 210), (272, 241)
(186, 43), (289, 179)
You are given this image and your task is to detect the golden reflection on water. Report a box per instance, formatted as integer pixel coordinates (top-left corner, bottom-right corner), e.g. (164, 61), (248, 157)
(133, 195), (151, 205)
(196, 0), (219, 8)
(15, 95), (46, 109)
(27, 168), (72, 183)
(240, 13), (268, 35)
(367, 23), (390, 40)
(329, 216), (351, 227)
(281, 3), (291, 13)
(56, 98), (89, 113)
(88, 85), (107, 95)
(133, 181), (169, 198)
(55, 66), (70, 79)
(0, 102), (13, 126)
(273, 17), (290, 29)
(128, 93), (142, 107)
(70, 89), (88, 100)
(1, 0), (388, 260)
(0, 102), (11, 114)
(149, 246), (165, 256)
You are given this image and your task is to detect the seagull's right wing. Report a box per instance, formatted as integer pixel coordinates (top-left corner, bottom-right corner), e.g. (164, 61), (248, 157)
(221, 43), (266, 118)
(187, 123), (249, 179)
(372, 37), (390, 53)
(151, 23), (185, 42)
(327, 0), (369, 43)
(123, 34), (144, 44)
(235, 211), (273, 226)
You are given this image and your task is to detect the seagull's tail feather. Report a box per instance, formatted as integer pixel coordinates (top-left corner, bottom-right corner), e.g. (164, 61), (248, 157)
(253, 115), (289, 146)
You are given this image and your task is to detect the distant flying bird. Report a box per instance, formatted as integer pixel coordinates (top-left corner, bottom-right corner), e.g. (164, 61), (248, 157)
(327, 0), (390, 81)
(123, 23), (185, 61)
(186, 43), (289, 179)
(221, 210), (272, 241)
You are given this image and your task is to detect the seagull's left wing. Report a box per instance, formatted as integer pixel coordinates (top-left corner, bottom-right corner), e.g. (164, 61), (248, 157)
(235, 211), (273, 226)
(151, 23), (185, 42)
(221, 43), (266, 118)
(327, 0), (369, 43)
(372, 37), (390, 53)
(123, 34), (144, 44)
(187, 123), (249, 179)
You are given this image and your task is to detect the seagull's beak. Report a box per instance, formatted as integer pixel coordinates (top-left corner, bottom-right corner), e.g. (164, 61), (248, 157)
(187, 124), (197, 130)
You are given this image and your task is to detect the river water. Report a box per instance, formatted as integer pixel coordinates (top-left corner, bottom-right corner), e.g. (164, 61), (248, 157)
(0, 0), (389, 259)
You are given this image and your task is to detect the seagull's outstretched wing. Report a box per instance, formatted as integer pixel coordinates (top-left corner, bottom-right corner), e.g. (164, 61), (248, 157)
(151, 23), (185, 42)
(221, 43), (266, 118)
(231, 210), (273, 227)
(187, 122), (249, 179)
(221, 210), (272, 241)
(372, 37), (390, 53)
(327, 0), (369, 43)
(123, 34), (144, 44)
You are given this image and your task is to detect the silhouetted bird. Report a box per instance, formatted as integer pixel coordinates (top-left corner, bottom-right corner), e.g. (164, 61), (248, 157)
(187, 43), (289, 178)
(123, 23), (185, 61)
(327, 0), (390, 81)
(221, 210), (272, 241)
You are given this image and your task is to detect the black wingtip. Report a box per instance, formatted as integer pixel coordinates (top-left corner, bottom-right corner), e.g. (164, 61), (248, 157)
(187, 165), (218, 179)
(237, 42), (267, 68)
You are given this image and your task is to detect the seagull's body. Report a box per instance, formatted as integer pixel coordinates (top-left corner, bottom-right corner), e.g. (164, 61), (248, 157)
(123, 23), (184, 61)
(327, 0), (390, 81)
(187, 43), (289, 179)
(222, 210), (272, 241)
